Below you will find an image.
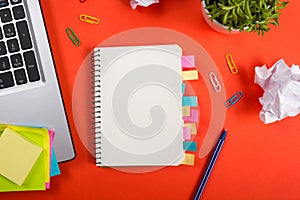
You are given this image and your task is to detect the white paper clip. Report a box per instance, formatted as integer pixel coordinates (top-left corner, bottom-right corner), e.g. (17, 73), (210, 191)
(209, 72), (221, 92)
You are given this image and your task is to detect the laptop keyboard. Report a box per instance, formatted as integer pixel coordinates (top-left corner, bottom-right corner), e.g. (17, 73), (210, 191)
(0, 0), (41, 91)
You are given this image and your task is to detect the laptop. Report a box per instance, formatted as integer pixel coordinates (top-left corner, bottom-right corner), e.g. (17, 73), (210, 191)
(0, 0), (75, 162)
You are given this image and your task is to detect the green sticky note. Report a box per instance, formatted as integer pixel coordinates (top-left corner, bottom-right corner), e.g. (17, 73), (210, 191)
(0, 125), (48, 192)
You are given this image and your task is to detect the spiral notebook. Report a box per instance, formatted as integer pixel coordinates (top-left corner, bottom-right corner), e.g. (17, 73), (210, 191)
(93, 44), (185, 167)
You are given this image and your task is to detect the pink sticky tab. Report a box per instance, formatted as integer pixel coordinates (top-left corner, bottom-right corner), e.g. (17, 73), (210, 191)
(181, 56), (195, 68)
(46, 130), (54, 189)
(183, 109), (199, 123)
(183, 127), (191, 140)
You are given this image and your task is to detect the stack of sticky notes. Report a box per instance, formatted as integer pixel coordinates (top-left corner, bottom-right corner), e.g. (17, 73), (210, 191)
(181, 55), (199, 166)
(0, 124), (61, 192)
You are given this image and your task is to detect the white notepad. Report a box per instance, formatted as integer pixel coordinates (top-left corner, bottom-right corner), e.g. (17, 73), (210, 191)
(93, 44), (184, 166)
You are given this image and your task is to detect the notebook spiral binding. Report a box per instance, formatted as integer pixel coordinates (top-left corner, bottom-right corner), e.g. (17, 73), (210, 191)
(91, 49), (102, 166)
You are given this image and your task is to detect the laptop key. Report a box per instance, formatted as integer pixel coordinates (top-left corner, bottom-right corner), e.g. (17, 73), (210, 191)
(10, 53), (23, 68)
(10, 0), (21, 5)
(0, 27), (3, 39)
(0, 71), (14, 89)
(0, 0), (8, 8)
(0, 56), (10, 71)
(14, 68), (27, 85)
(7, 38), (19, 53)
(12, 5), (25, 20)
(0, 8), (12, 23)
(3, 23), (16, 38)
(0, 41), (7, 55)
(16, 21), (32, 50)
(24, 51), (40, 82)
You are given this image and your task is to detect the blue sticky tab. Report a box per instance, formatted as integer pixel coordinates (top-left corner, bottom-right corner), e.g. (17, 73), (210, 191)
(183, 141), (197, 152)
(182, 96), (198, 106)
(50, 147), (61, 177)
(182, 83), (186, 94)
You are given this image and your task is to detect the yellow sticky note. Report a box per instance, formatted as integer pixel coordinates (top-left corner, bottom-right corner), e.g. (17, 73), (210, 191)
(182, 70), (199, 81)
(182, 106), (191, 116)
(184, 123), (197, 134)
(0, 128), (43, 186)
(181, 153), (195, 166)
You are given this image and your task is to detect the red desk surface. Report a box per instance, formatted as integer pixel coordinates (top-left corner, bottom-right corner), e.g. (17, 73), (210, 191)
(2, 0), (300, 199)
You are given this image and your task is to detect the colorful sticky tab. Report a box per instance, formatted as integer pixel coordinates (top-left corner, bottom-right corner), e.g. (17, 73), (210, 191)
(182, 70), (198, 80)
(183, 96), (198, 107)
(50, 147), (61, 177)
(46, 130), (54, 189)
(181, 153), (195, 166)
(184, 123), (197, 134)
(183, 109), (199, 122)
(183, 141), (197, 152)
(183, 127), (191, 140)
(182, 83), (186, 94)
(181, 55), (195, 68)
(182, 106), (191, 117)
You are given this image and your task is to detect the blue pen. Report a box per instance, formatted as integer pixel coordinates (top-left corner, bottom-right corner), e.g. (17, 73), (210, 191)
(193, 129), (227, 200)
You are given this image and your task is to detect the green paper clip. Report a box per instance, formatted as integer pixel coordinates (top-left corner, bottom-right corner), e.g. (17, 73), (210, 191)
(66, 28), (80, 46)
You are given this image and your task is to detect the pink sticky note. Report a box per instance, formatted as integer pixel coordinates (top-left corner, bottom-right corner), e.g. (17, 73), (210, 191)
(183, 109), (199, 123)
(181, 56), (195, 68)
(46, 130), (54, 189)
(183, 127), (191, 140)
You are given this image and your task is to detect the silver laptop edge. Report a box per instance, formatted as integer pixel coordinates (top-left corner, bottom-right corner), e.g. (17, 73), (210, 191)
(0, 0), (76, 162)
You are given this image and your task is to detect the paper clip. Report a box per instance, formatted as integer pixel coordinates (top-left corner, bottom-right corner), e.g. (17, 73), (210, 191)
(225, 91), (243, 108)
(209, 72), (222, 92)
(226, 53), (238, 74)
(79, 14), (100, 25)
(66, 28), (80, 46)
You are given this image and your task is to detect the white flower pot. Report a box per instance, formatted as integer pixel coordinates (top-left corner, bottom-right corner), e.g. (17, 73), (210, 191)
(200, 0), (240, 34)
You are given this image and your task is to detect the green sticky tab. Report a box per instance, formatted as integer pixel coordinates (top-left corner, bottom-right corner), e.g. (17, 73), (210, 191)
(183, 141), (197, 152)
(182, 96), (198, 106)
(182, 83), (186, 94)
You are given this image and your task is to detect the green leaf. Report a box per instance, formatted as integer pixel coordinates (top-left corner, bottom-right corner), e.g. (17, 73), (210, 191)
(203, 0), (289, 36)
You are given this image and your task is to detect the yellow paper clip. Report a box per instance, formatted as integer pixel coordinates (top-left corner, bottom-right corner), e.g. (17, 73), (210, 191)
(66, 28), (80, 46)
(79, 14), (100, 25)
(226, 53), (238, 74)
(209, 72), (222, 93)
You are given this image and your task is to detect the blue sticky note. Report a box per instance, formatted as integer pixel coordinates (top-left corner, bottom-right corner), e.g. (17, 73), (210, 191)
(183, 141), (197, 152)
(50, 147), (61, 177)
(182, 96), (198, 106)
(182, 83), (186, 94)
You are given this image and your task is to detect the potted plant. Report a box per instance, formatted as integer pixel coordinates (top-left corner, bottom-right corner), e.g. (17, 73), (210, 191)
(201, 0), (289, 35)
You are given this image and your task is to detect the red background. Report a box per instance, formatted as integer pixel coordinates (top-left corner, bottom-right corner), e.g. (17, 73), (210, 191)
(2, 0), (300, 199)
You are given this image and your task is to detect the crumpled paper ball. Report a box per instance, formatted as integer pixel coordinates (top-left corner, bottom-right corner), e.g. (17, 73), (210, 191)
(254, 59), (300, 124)
(130, 0), (159, 9)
